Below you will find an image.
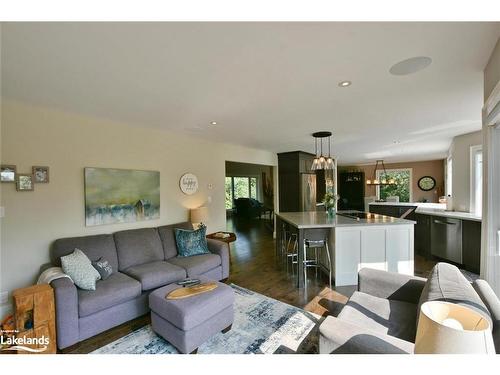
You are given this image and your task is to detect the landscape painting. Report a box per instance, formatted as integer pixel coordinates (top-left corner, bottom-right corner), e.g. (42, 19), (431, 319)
(84, 167), (160, 226)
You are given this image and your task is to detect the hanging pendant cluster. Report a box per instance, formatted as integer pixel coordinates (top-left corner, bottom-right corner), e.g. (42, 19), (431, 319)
(311, 131), (335, 170)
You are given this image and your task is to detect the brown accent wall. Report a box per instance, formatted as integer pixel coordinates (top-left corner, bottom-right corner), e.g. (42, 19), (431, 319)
(339, 159), (445, 203)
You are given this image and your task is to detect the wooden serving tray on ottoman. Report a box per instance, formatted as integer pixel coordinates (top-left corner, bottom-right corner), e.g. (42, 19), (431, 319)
(166, 282), (218, 300)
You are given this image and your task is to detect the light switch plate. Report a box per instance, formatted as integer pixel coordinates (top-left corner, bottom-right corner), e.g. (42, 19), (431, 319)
(0, 291), (8, 305)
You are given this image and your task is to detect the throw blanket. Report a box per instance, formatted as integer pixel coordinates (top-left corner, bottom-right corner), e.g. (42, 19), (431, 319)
(37, 267), (73, 285)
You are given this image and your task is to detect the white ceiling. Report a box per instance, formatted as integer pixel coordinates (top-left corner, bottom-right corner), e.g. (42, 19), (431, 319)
(2, 22), (499, 164)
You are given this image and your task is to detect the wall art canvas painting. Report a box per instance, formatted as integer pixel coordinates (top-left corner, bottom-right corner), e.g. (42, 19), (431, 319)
(84, 167), (160, 226)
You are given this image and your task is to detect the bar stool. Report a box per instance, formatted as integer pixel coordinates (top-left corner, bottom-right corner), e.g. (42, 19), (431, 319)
(302, 238), (332, 291)
(285, 232), (298, 275)
(278, 222), (290, 263)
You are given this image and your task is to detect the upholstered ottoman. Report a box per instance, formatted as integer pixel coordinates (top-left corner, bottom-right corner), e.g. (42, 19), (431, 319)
(149, 276), (234, 354)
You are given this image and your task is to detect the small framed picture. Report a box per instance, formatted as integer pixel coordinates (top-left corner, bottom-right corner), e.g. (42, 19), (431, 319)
(32, 166), (50, 183)
(16, 174), (34, 191)
(1, 165), (16, 183)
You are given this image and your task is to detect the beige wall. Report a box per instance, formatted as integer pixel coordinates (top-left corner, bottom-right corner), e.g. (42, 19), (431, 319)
(0, 100), (277, 314)
(484, 37), (500, 101)
(339, 159), (445, 203)
(448, 130), (482, 212)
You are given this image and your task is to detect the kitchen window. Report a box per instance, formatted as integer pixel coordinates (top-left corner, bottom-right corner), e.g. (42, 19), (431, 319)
(225, 176), (258, 209)
(376, 168), (412, 202)
(470, 145), (483, 216)
(446, 156), (453, 196)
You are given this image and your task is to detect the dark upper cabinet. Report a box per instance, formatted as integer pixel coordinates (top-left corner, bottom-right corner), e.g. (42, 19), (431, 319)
(278, 151), (326, 212)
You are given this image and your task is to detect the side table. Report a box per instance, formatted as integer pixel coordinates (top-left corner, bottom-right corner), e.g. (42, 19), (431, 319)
(11, 284), (57, 354)
(206, 231), (237, 264)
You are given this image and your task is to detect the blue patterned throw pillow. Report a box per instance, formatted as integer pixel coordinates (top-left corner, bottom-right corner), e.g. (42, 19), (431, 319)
(175, 226), (210, 257)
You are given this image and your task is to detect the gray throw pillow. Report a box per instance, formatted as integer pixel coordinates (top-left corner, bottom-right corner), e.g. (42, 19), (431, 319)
(92, 257), (113, 280)
(61, 248), (101, 290)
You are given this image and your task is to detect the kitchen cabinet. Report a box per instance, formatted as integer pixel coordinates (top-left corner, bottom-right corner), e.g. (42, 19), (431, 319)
(369, 204), (417, 219)
(462, 220), (481, 274)
(277, 151), (326, 212)
(414, 213), (431, 259)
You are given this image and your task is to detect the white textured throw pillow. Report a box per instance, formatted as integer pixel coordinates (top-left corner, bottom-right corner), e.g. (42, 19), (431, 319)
(61, 248), (101, 290)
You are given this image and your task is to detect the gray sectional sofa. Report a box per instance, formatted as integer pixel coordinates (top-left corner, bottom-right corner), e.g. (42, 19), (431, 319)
(49, 222), (229, 350)
(319, 262), (500, 354)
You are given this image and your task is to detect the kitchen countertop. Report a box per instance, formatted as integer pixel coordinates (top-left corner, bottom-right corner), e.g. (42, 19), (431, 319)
(414, 208), (482, 222)
(367, 201), (481, 222)
(368, 202), (446, 209)
(276, 210), (415, 229)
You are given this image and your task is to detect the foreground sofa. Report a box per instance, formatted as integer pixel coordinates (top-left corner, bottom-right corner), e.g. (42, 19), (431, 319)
(319, 263), (500, 354)
(49, 222), (230, 350)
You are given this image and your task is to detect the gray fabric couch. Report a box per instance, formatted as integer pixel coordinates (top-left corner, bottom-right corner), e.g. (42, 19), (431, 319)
(319, 263), (500, 354)
(49, 222), (230, 350)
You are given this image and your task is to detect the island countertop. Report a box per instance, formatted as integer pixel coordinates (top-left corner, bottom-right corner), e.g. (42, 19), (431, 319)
(276, 210), (415, 229)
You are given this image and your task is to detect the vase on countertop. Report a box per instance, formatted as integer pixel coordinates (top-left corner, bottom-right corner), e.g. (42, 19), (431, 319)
(327, 206), (336, 218)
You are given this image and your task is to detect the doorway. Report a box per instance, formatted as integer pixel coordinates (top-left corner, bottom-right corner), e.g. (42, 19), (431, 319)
(225, 161), (275, 235)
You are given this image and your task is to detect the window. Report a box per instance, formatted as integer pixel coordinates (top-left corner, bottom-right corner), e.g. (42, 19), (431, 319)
(446, 157), (453, 196)
(225, 177), (233, 209)
(225, 176), (258, 209)
(376, 169), (412, 202)
(470, 145), (483, 216)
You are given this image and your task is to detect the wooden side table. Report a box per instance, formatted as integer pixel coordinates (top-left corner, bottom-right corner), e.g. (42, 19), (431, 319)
(12, 284), (57, 354)
(206, 232), (237, 263)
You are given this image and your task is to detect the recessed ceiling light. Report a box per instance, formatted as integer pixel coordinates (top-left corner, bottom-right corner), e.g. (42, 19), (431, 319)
(389, 56), (432, 76)
(209, 121), (217, 125)
(338, 80), (352, 87)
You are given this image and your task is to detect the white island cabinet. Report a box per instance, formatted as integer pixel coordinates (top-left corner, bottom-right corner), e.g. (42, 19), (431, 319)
(276, 211), (415, 287)
(334, 223), (414, 286)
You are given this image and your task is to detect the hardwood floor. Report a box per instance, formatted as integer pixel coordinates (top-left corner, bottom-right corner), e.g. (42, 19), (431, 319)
(62, 216), (436, 354)
(226, 217), (354, 317)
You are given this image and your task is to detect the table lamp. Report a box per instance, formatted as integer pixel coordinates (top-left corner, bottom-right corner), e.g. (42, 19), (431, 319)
(415, 301), (495, 354)
(190, 206), (208, 229)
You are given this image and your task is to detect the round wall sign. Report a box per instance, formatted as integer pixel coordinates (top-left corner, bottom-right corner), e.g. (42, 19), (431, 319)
(179, 173), (199, 195)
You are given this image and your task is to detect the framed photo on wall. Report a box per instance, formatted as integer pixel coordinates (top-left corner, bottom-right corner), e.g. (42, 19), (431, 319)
(33, 166), (50, 183)
(16, 174), (34, 191)
(1, 164), (16, 183)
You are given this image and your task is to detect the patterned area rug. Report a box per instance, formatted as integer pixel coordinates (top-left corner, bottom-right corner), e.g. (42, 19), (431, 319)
(91, 284), (321, 354)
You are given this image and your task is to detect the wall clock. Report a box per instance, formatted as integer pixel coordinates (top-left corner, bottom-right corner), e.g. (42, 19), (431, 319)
(418, 176), (436, 191)
(179, 173), (199, 195)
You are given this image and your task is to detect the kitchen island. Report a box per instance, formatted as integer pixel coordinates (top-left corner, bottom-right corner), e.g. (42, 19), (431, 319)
(276, 211), (415, 287)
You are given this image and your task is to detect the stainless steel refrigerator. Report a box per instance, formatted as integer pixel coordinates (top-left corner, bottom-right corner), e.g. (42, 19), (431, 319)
(300, 173), (317, 211)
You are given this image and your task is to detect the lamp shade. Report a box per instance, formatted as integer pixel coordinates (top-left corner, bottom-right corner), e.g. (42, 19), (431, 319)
(190, 206), (208, 224)
(415, 301), (495, 354)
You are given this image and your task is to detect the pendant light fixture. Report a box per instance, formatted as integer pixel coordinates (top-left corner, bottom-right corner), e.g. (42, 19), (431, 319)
(311, 131), (334, 170)
(366, 160), (397, 186)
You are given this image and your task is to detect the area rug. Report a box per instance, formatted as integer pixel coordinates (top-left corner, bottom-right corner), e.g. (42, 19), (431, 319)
(91, 284), (321, 354)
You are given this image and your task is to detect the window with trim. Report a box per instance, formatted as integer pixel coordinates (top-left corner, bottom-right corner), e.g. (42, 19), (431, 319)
(470, 145), (483, 216)
(446, 157), (453, 196)
(376, 168), (412, 202)
(225, 176), (258, 209)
